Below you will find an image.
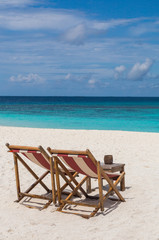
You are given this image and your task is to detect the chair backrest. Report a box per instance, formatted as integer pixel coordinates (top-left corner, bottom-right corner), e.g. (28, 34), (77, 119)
(48, 148), (98, 178)
(6, 144), (50, 170)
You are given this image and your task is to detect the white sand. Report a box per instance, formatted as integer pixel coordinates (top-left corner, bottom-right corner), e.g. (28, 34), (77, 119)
(0, 126), (159, 240)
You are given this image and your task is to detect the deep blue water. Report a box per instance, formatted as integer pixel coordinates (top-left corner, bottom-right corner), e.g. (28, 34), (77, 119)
(0, 96), (159, 132)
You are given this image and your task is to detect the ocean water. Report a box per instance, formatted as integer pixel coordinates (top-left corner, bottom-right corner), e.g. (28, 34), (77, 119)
(0, 96), (159, 132)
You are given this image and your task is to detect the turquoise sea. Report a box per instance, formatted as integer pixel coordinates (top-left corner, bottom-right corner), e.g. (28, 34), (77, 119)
(0, 96), (159, 132)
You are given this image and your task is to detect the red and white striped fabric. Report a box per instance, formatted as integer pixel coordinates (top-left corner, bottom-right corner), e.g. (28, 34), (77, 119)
(10, 149), (50, 170)
(53, 153), (98, 178)
(53, 153), (119, 179)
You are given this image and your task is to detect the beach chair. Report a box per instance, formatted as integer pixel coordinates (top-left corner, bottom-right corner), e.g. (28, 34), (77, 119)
(47, 147), (125, 218)
(6, 144), (78, 210)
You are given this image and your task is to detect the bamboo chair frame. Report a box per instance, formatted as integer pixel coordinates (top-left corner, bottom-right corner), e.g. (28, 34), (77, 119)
(48, 148), (125, 219)
(6, 143), (79, 210)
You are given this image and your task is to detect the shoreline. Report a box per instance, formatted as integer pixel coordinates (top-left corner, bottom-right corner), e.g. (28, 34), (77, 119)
(0, 126), (159, 239)
(1, 124), (159, 134)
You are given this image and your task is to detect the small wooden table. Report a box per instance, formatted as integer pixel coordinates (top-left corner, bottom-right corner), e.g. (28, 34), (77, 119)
(86, 163), (125, 193)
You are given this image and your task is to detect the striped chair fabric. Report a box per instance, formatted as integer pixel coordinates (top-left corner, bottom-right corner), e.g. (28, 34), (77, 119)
(53, 153), (118, 179)
(9, 149), (50, 170)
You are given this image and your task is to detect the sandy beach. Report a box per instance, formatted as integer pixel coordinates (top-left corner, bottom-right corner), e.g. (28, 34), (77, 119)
(0, 126), (159, 240)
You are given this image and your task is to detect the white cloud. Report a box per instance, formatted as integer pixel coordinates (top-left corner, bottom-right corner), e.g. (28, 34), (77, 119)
(128, 58), (153, 80)
(9, 73), (45, 84)
(62, 24), (86, 45)
(88, 78), (98, 88)
(0, 0), (34, 7)
(64, 73), (93, 82)
(114, 65), (126, 79)
(0, 7), (145, 45)
(115, 65), (126, 73)
(92, 18), (139, 31)
(61, 18), (138, 45)
(88, 79), (96, 84)
(0, 9), (138, 31)
(65, 73), (72, 80)
(130, 21), (159, 36)
(0, 10), (81, 31)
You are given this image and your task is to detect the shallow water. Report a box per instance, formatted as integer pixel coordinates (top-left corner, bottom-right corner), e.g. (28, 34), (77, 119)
(0, 96), (159, 132)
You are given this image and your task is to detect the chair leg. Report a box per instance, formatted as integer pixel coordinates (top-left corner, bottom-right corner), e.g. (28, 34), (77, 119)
(86, 178), (91, 193)
(120, 166), (125, 191)
(97, 161), (104, 211)
(54, 157), (61, 205)
(13, 154), (21, 201)
(50, 157), (56, 204)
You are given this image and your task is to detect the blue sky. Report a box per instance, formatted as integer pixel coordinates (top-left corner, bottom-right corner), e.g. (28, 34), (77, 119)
(0, 0), (159, 96)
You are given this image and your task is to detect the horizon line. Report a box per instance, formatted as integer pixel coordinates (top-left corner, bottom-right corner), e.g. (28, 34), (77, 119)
(0, 96), (159, 98)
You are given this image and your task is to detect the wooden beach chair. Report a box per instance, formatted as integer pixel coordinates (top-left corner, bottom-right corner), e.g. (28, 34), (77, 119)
(48, 147), (125, 218)
(6, 143), (78, 210)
